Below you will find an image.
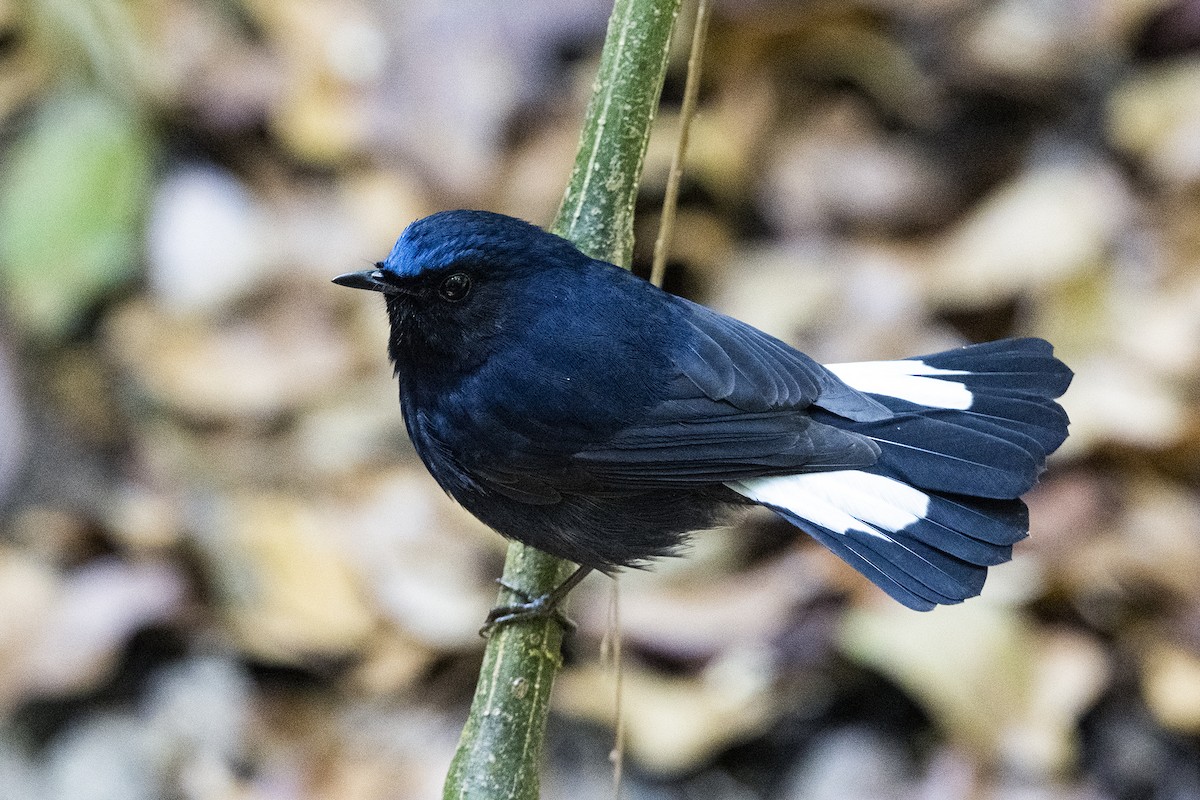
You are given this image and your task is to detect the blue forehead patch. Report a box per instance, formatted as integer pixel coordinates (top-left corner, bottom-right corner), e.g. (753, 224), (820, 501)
(380, 210), (552, 278)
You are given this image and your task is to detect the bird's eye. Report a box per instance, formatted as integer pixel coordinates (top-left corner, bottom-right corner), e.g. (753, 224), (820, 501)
(438, 272), (472, 302)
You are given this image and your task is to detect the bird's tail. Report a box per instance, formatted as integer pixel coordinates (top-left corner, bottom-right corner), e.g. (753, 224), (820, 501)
(728, 338), (1072, 610)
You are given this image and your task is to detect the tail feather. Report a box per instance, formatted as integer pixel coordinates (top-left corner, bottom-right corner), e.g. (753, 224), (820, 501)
(826, 338), (1071, 500)
(826, 337), (1073, 412)
(802, 522), (948, 610)
(927, 491), (1029, 546)
(802, 519), (974, 609)
(727, 338), (1070, 610)
(829, 412), (1042, 498)
(952, 394), (1069, 453)
(894, 496), (1018, 565)
(859, 388), (1069, 456)
(732, 472), (1016, 608)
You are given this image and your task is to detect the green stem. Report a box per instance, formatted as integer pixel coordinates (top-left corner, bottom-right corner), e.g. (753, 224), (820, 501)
(651, 0), (711, 289)
(442, 0), (683, 797)
(553, 0), (684, 267)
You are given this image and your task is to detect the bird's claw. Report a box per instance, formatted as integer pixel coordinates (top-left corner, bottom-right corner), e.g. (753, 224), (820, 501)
(495, 577), (532, 602)
(479, 579), (577, 637)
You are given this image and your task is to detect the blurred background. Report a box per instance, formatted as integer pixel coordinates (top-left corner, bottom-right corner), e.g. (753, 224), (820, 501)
(1, 0), (1199, 797)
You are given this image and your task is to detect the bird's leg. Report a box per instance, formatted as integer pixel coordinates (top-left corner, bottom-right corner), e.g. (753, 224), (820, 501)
(480, 565), (594, 637)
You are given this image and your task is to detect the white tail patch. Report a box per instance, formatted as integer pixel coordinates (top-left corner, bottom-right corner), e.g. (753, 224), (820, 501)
(728, 471), (930, 537)
(826, 360), (973, 410)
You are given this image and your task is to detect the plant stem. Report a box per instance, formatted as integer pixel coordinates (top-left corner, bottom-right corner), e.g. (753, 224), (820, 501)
(442, 0), (683, 797)
(554, 0), (684, 267)
(650, 0), (711, 289)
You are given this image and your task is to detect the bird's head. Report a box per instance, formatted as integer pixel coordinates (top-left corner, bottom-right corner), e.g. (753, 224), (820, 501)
(334, 210), (587, 372)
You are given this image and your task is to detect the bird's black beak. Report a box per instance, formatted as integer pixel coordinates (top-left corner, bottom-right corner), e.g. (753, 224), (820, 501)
(332, 266), (395, 293)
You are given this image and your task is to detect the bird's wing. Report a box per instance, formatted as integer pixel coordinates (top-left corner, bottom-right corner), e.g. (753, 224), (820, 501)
(464, 381), (879, 499)
(458, 295), (892, 499)
(567, 298), (900, 486)
(670, 299), (894, 420)
(567, 380), (881, 485)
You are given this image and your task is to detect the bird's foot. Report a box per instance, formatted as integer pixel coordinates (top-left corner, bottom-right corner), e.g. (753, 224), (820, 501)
(479, 587), (576, 637)
(478, 567), (593, 637)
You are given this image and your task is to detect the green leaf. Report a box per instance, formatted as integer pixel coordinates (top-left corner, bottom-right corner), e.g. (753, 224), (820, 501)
(0, 89), (154, 337)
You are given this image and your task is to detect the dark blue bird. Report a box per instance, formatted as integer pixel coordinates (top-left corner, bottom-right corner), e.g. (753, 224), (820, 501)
(334, 210), (1071, 616)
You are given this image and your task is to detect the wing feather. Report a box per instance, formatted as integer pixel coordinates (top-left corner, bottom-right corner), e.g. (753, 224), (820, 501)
(674, 300), (893, 421)
(458, 300), (898, 496)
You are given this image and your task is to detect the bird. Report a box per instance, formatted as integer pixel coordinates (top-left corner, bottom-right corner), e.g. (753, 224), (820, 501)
(334, 209), (1071, 626)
